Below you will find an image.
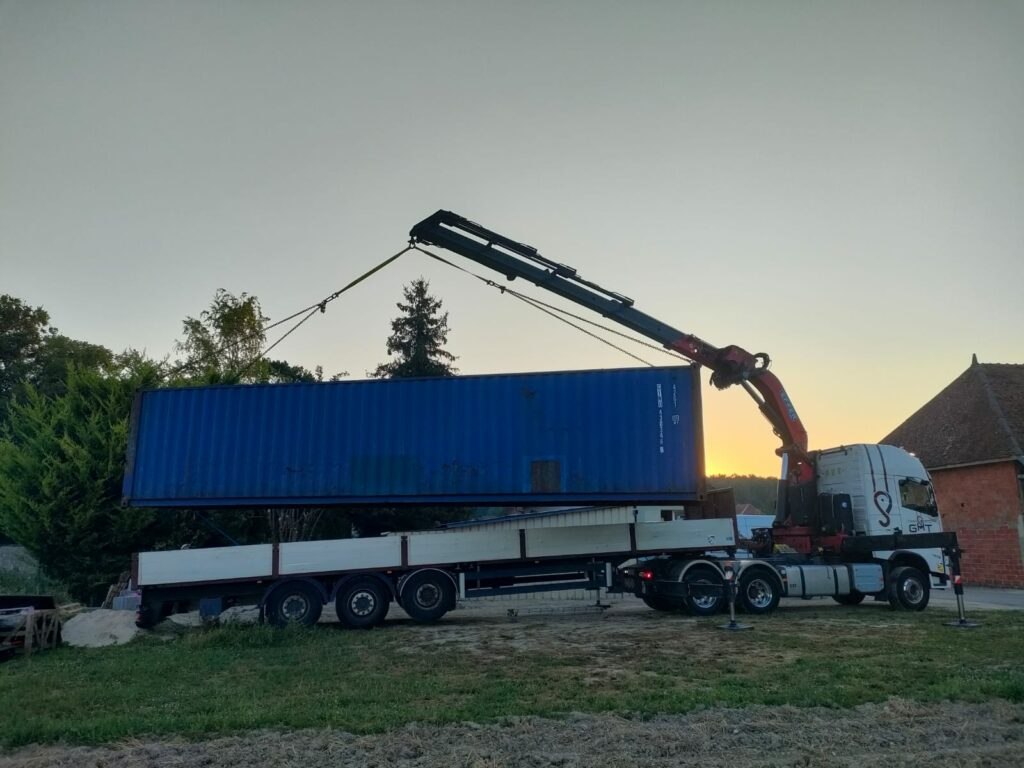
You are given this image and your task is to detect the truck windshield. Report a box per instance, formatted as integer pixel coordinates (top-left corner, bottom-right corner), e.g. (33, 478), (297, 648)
(899, 479), (938, 516)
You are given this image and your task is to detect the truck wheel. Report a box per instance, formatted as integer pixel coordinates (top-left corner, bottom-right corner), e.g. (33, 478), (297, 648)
(833, 592), (866, 606)
(888, 566), (930, 611)
(265, 581), (323, 627)
(681, 565), (725, 617)
(135, 601), (161, 629)
(336, 577), (390, 629)
(400, 571), (455, 623)
(641, 594), (680, 612)
(738, 569), (781, 614)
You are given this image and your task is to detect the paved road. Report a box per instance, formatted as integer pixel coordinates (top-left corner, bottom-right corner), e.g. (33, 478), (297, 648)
(930, 585), (1024, 611)
(775, 585), (1024, 612)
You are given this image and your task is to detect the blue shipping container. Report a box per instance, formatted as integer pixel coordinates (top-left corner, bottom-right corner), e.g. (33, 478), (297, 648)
(123, 366), (704, 508)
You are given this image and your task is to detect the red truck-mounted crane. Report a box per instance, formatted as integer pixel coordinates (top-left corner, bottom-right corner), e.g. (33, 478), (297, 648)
(409, 210), (818, 542)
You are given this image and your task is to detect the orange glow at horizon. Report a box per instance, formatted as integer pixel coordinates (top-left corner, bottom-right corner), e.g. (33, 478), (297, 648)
(697, 350), (985, 479)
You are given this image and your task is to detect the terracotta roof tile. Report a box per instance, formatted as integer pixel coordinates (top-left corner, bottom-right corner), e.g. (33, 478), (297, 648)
(882, 359), (1024, 469)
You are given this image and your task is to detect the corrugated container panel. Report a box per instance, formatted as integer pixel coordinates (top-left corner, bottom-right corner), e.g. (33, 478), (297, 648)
(123, 366), (702, 508)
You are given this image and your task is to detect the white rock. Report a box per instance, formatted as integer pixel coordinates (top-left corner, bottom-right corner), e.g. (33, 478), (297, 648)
(220, 605), (260, 624)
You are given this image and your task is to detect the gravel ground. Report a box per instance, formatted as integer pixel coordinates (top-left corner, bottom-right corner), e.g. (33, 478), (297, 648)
(2, 699), (1022, 768)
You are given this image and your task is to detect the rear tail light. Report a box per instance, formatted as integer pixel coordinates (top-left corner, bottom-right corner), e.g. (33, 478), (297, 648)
(639, 569), (654, 581)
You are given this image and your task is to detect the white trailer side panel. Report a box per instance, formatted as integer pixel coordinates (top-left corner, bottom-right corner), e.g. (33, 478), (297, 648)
(635, 519), (735, 550)
(407, 529), (520, 565)
(138, 544), (273, 586)
(525, 523), (631, 558)
(279, 537), (402, 574)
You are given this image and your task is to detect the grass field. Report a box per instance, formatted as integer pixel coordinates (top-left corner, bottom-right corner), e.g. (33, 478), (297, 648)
(1, 604), (1022, 750)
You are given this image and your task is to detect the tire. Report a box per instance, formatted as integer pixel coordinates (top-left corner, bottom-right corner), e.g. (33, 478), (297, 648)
(738, 569), (781, 615)
(135, 601), (161, 629)
(265, 581), (323, 627)
(641, 593), (680, 612)
(833, 592), (866, 606)
(680, 565), (725, 617)
(336, 577), (391, 629)
(887, 566), (930, 611)
(400, 571), (455, 623)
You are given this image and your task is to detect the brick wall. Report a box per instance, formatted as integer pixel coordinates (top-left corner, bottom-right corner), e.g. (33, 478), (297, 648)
(931, 460), (1024, 587)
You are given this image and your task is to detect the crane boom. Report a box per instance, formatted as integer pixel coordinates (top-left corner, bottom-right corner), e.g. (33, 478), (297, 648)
(410, 210), (812, 489)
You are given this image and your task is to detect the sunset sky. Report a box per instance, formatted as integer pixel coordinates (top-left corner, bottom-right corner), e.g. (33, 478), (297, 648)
(2, 2), (1021, 477)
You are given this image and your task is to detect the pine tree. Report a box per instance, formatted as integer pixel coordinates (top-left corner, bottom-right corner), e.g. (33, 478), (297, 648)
(372, 278), (457, 379)
(354, 278), (465, 535)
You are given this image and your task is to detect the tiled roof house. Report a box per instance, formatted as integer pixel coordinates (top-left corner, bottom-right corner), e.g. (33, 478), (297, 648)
(883, 356), (1024, 586)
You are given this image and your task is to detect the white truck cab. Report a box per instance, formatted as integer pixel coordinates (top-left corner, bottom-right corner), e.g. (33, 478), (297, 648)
(817, 444), (946, 586)
(634, 443), (955, 616)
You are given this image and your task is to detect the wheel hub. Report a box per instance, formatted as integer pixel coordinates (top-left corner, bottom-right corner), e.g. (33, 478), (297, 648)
(745, 578), (774, 609)
(902, 579), (924, 605)
(691, 579), (718, 610)
(350, 590), (376, 617)
(282, 594), (309, 621)
(415, 583), (440, 609)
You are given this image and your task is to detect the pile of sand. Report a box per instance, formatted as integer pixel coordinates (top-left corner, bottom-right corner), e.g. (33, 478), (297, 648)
(61, 609), (141, 648)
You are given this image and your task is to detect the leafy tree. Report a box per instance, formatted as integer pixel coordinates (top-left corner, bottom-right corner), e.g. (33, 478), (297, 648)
(175, 289), (268, 382)
(0, 296), (48, 409)
(0, 295), (112, 413)
(175, 289), (339, 384)
(33, 335), (114, 399)
(372, 278), (457, 379)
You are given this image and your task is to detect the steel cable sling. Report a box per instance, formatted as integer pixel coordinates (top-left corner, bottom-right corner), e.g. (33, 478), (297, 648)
(411, 244), (689, 368)
(165, 245), (412, 381)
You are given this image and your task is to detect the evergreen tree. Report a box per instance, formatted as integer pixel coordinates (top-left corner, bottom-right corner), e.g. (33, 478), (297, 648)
(372, 278), (457, 379)
(353, 278), (465, 535)
(0, 364), (172, 601)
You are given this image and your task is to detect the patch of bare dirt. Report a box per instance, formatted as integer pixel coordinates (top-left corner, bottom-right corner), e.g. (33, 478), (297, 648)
(386, 600), (786, 666)
(2, 699), (1021, 767)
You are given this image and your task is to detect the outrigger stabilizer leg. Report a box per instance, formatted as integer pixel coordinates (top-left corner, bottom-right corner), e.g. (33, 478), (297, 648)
(943, 542), (979, 629)
(718, 562), (752, 631)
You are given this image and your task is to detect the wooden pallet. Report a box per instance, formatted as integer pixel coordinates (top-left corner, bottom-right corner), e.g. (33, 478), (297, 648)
(58, 602), (85, 619)
(0, 608), (62, 657)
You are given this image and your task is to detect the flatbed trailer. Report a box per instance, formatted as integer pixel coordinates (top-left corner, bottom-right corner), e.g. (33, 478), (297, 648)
(134, 517), (736, 627)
